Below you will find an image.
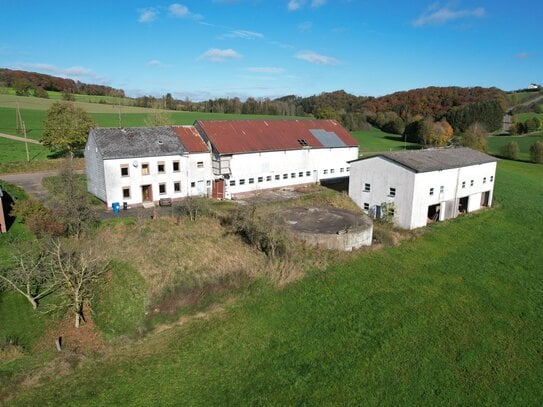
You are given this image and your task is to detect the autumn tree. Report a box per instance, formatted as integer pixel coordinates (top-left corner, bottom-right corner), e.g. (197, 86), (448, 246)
(461, 122), (488, 152)
(48, 239), (109, 328)
(0, 239), (56, 310)
(144, 110), (171, 127)
(41, 102), (95, 158)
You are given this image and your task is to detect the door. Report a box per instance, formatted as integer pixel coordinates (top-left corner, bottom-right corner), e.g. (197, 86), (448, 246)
(141, 185), (152, 202)
(212, 179), (224, 199)
(481, 191), (490, 207)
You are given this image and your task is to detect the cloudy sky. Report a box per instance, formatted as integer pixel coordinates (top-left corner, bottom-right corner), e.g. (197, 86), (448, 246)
(0, 0), (541, 100)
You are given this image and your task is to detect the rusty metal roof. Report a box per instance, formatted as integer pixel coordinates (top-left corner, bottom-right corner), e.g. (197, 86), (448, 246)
(173, 126), (209, 153)
(195, 119), (358, 154)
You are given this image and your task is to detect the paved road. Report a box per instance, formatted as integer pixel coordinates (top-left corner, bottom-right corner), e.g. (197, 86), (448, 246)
(502, 93), (543, 134)
(0, 170), (60, 202)
(0, 132), (41, 144)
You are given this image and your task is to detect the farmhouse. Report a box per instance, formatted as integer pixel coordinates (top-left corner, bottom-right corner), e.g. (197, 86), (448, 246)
(85, 126), (212, 208)
(195, 119), (359, 198)
(348, 147), (497, 230)
(85, 120), (359, 206)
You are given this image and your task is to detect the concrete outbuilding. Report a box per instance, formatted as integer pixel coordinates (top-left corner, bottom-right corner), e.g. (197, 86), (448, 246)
(348, 147), (497, 230)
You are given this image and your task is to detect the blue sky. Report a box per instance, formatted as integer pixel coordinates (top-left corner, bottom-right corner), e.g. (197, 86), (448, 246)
(0, 0), (541, 100)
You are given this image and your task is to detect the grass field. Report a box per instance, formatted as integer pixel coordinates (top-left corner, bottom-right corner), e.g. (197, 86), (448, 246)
(353, 128), (420, 153)
(0, 138), (48, 162)
(488, 134), (543, 161)
(6, 159), (542, 405)
(0, 87), (135, 106)
(515, 112), (543, 122)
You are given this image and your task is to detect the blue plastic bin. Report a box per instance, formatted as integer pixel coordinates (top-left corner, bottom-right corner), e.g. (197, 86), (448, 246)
(112, 202), (120, 213)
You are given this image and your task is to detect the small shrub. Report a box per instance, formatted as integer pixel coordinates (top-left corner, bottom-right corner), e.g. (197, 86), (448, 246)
(174, 196), (209, 222)
(501, 141), (520, 160)
(10, 199), (65, 237)
(529, 141), (543, 164)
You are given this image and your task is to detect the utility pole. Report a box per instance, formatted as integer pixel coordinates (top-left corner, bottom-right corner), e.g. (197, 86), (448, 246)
(16, 102), (30, 161)
(118, 98), (123, 128)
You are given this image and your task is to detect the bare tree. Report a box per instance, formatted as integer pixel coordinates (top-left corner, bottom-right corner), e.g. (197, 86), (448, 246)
(0, 240), (57, 310)
(48, 239), (109, 328)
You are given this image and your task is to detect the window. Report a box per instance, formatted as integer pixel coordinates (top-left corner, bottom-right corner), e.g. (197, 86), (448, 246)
(297, 139), (308, 146)
(191, 182), (195, 187)
(239, 179), (245, 185)
(363, 202), (369, 210)
(230, 180), (236, 186)
(340, 168), (344, 173)
(291, 173), (296, 178)
(159, 183), (166, 195)
(389, 208), (395, 216)
(299, 172), (303, 177)
(283, 174), (288, 179)
(258, 177), (263, 183)
(462, 181), (466, 188)
(174, 182), (181, 192)
(330, 169), (335, 174)
(197, 161), (204, 168)
(266, 176), (272, 181)
(122, 187), (130, 199)
(440, 186), (444, 193)
(389, 187), (396, 197)
(346, 167), (350, 172)
(306, 171), (311, 176)
(429, 188), (434, 196)
(470, 180), (474, 187)
(364, 183), (370, 192)
(249, 178), (254, 184)
(483, 177), (487, 184)
(173, 161), (180, 172)
(157, 162), (165, 173)
(324, 169), (328, 175)
(141, 163), (149, 175)
(206, 180), (211, 186)
(490, 176), (494, 182)
(275, 175), (280, 180)
(120, 164), (129, 177)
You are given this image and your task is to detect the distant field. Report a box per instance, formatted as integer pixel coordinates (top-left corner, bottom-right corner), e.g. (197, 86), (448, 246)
(353, 128), (420, 153)
(488, 133), (543, 161)
(515, 112), (543, 122)
(0, 86), (135, 106)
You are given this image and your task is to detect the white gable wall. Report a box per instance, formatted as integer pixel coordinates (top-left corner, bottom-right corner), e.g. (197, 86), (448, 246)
(84, 134), (106, 202)
(224, 146), (358, 195)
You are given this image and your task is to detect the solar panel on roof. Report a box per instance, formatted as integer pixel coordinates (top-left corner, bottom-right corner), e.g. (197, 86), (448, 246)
(310, 129), (346, 148)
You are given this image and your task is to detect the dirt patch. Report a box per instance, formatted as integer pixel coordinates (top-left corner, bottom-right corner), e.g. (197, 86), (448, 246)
(233, 185), (311, 204)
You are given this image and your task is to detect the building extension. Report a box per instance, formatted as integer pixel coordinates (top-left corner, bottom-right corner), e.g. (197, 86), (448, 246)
(348, 147), (497, 229)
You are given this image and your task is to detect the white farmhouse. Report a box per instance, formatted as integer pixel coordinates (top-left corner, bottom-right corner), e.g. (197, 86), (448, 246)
(348, 147), (497, 229)
(85, 126), (212, 208)
(195, 119), (359, 199)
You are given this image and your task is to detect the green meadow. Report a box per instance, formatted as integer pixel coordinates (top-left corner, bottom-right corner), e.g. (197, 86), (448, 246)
(353, 128), (420, 153)
(488, 133), (543, 161)
(5, 159), (542, 405)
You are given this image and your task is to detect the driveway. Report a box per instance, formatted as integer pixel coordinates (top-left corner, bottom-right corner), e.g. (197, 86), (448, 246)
(0, 170), (59, 202)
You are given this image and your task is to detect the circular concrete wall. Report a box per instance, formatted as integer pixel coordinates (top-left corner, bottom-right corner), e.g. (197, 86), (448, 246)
(278, 207), (373, 251)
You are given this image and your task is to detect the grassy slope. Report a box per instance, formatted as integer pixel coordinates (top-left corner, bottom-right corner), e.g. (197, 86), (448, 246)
(488, 134), (543, 161)
(353, 128), (420, 153)
(9, 160), (543, 405)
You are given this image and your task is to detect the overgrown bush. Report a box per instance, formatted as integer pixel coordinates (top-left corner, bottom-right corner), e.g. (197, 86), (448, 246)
(501, 141), (520, 160)
(10, 199), (64, 237)
(174, 196), (210, 222)
(530, 141), (543, 164)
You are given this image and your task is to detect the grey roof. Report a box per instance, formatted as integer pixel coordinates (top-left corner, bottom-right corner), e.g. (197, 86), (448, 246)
(353, 147), (497, 173)
(310, 129), (346, 148)
(89, 127), (185, 159)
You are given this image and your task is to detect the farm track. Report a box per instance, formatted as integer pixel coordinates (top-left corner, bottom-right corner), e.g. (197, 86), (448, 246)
(0, 132), (41, 144)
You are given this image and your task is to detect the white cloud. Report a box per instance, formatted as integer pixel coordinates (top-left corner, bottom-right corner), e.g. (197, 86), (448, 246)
(147, 60), (162, 66)
(413, 4), (485, 27)
(199, 48), (242, 62)
(138, 8), (158, 23)
(288, 0), (303, 11)
(298, 21), (312, 32)
(515, 52), (530, 60)
(295, 51), (339, 65)
(168, 3), (203, 20)
(247, 67), (285, 74)
(288, 0), (325, 11)
(221, 30), (264, 39)
(12, 63), (108, 83)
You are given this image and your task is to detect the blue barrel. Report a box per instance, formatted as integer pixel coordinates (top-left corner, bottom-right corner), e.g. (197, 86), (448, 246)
(112, 202), (120, 213)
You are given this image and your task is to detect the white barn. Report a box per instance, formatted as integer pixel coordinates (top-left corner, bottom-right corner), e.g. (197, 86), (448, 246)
(348, 147), (497, 230)
(195, 120), (359, 199)
(85, 126), (212, 208)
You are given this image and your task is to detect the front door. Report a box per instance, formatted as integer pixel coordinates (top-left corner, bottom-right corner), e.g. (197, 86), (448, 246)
(141, 185), (152, 202)
(212, 179), (224, 199)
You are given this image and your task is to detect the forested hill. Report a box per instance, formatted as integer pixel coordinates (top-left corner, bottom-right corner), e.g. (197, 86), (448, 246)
(363, 86), (508, 118)
(0, 68), (125, 97)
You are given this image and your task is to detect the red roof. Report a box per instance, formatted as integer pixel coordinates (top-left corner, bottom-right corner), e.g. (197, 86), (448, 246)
(195, 120), (358, 154)
(173, 126), (209, 153)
